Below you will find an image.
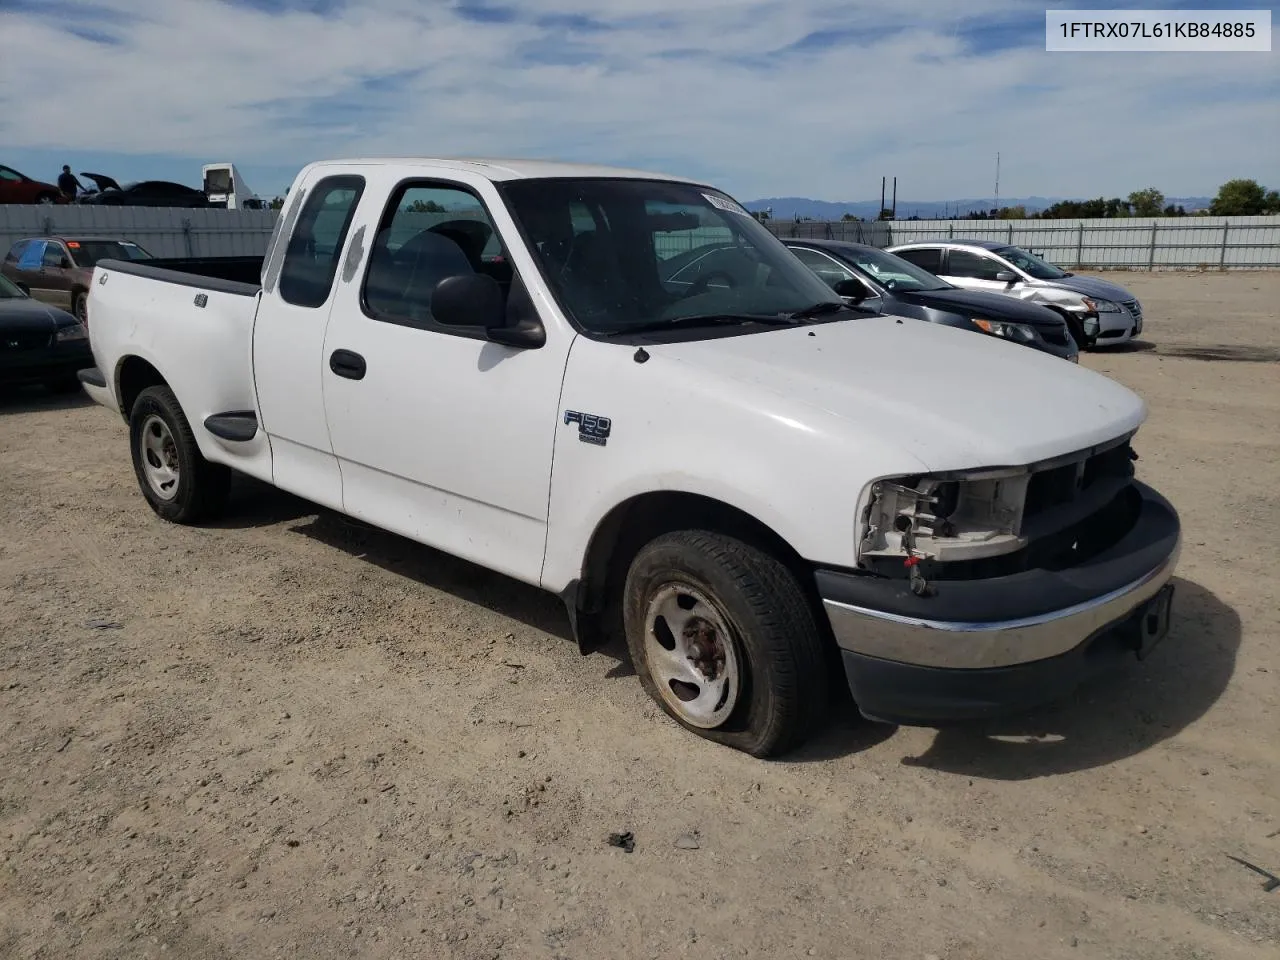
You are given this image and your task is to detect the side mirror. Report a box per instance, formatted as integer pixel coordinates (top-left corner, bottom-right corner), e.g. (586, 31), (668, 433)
(431, 273), (545, 349)
(994, 270), (1018, 284)
(832, 277), (869, 303)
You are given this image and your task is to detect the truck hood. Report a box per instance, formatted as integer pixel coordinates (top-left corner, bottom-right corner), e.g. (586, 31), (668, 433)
(650, 315), (1145, 472)
(1036, 273), (1135, 302)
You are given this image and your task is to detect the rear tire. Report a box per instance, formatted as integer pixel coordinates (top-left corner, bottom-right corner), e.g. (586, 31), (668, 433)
(129, 385), (230, 524)
(622, 530), (829, 757)
(71, 292), (88, 324)
(36, 192), (57, 205)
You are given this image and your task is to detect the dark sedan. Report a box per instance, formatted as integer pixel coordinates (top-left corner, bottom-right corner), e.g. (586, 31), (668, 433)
(76, 173), (209, 208)
(784, 239), (1078, 361)
(0, 273), (92, 392)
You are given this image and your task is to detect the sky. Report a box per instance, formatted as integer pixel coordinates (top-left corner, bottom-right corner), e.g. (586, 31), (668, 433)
(1, 0), (1276, 202)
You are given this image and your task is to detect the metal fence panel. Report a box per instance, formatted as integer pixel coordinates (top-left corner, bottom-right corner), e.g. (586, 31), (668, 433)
(764, 215), (1280, 270)
(0, 205), (280, 259)
(3, 205), (1277, 270)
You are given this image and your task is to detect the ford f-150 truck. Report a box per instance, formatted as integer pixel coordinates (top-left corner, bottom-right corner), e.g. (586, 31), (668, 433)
(78, 158), (1181, 757)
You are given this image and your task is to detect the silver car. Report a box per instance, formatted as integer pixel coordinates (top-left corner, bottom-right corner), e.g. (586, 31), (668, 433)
(886, 240), (1143, 349)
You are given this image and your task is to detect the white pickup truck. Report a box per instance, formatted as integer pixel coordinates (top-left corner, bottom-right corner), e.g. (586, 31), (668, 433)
(78, 158), (1181, 757)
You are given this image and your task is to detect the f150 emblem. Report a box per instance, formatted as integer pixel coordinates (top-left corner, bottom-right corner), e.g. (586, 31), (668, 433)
(564, 410), (611, 446)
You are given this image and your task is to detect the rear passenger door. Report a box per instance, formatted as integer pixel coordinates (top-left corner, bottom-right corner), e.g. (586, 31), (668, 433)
(38, 241), (74, 309)
(320, 174), (572, 586)
(252, 171), (366, 511)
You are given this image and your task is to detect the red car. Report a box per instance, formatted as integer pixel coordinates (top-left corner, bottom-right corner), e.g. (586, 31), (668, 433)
(0, 164), (66, 205)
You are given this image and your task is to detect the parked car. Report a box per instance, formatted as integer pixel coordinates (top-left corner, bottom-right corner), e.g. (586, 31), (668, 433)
(886, 240), (1144, 348)
(77, 173), (210, 208)
(783, 239), (1077, 361)
(2, 237), (153, 323)
(0, 164), (65, 205)
(79, 158), (1181, 757)
(0, 273), (91, 392)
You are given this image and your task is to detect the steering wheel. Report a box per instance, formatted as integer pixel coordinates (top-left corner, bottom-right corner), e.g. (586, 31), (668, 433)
(680, 270), (738, 299)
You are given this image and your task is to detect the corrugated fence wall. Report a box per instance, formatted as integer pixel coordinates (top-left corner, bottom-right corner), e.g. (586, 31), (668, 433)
(2, 204), (1278, 270)
(765, 215), (1280, 269)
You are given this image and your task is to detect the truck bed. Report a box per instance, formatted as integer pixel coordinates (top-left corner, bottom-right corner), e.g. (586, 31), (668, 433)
(98, 256), (263, 295)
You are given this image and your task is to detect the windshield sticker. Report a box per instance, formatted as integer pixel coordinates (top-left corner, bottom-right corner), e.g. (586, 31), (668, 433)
(702, 193), (751, 218)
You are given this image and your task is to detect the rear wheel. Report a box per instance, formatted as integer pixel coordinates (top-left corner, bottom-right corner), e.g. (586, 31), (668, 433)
(622, 530), (829, 757)
(129, 385), (230, 524)
(35, 192), (56, 205)
(71, 292), (88, 324)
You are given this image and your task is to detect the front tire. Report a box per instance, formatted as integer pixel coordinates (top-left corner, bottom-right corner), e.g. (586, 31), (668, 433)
(129, 385), (230, 524)
(622, 530), (829, 757)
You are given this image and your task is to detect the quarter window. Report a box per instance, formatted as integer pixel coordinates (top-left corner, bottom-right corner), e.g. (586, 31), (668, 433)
(4, 240), (29, 263)
(278, 175), (366, 309)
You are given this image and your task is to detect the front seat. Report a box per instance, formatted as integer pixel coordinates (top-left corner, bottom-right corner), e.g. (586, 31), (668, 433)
(373, 229), (475, 324)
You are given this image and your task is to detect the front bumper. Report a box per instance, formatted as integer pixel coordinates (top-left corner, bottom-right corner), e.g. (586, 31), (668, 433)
(0, 343), (93, 384)
(817, 481), (1181, 724)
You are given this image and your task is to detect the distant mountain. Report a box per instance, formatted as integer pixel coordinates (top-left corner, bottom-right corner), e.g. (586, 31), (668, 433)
(744, 196), (1214, 220)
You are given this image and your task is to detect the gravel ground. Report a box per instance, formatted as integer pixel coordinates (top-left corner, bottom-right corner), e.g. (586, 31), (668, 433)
(1, 271), (1278, 960)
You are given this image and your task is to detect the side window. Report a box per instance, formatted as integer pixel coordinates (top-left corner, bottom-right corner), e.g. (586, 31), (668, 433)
(43, 243), (66, 267)
(4, 240), (29, 264)
(278, 175), (365, 308)
(0, 167), (22, 182)
(946, 250), (1004, 281)
(362, 182), (507, 328)
(18, 241), (45, 270)
(895, 247), (942, 273)
(789, 247), (856, 288)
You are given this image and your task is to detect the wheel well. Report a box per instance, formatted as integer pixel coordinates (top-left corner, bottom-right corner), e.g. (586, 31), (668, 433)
(569, 491), (820, 653)
(116, 356), (168, 419)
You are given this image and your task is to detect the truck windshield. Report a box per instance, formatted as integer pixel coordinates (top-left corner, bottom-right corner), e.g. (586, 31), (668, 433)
(993, 245), (1069, 280)
(67, 240), (153, 267)
(499, 178), (843, 336)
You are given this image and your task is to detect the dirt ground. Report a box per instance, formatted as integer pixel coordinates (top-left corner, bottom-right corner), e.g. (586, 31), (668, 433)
(2, 271), (1278, 960)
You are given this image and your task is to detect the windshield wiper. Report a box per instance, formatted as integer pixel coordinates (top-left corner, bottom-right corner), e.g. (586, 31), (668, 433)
(607, 313), (801, 336)
(782, 301), (853, 321)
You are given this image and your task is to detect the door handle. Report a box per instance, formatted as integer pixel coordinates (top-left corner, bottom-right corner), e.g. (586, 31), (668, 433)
(329, 349), (367, 380)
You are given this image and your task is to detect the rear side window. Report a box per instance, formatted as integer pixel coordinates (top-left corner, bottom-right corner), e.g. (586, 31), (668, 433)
(42, 244), (65, 267)
(4, 240), (29, 264)
(895, 247), (942, 273)
(279, 175), (366, 308)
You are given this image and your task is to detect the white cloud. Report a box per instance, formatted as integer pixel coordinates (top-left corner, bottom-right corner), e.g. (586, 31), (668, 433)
(2, 0), (1276, 200)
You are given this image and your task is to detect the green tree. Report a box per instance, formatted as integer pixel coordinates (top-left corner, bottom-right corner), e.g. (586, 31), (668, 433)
(840, 212), (861, 222)
(877, 207), (894, 221)
(1209, 179), (1280, 215)
(1127, 187), (1165, 217)
(997, 205), (1027, 220)
(1161, 204), (1187, 217)
(405, 199), (447, 213)
(268, 195), (285, 210)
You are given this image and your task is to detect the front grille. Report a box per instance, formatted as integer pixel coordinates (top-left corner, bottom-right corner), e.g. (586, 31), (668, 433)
(1, 332), (52, 352)
(1023, 440), (1134, 521)
(1122, 298), (1142, 322)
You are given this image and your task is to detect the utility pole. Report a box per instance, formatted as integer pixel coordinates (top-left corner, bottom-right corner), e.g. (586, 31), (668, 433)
(994, 152), (1001, 212)
(891, 176), (897, 219)
(880, 176), (886, 218)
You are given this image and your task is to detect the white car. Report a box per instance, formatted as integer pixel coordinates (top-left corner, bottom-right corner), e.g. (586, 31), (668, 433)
(77, 157), (1181, 757)
(887, 240), (1144, 349)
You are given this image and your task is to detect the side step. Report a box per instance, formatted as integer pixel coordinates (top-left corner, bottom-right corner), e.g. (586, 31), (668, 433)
(203, 411), (258, 442)
(77, 367), (107, 388)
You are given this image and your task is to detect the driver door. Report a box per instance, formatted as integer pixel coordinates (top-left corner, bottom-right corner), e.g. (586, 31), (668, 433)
(940, 249), (1021, 295)
(320, 173), (571, 586)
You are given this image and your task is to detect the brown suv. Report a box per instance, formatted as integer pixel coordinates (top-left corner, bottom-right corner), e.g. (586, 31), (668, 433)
(1, 236), (153, 323)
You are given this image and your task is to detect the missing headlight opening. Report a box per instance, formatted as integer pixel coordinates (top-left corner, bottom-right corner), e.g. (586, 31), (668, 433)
(858, 435), (1139, 570)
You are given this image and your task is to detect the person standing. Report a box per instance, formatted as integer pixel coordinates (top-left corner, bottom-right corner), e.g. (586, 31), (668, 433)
(57, 165), (79, 199)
